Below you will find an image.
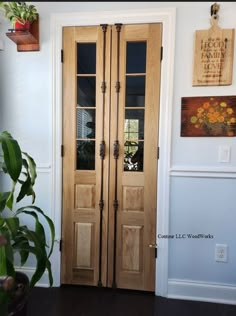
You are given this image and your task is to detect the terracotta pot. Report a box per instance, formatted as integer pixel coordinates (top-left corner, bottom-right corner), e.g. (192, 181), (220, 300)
(8, 272), (30, 316)
(14, 20), (30, 31)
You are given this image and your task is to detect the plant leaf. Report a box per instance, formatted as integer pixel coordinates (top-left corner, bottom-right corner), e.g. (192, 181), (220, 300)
(0, 131), (22, 181)
(16, 206), (55, 258)
(0, 192), (11, 212)
(19, 227), (46, 257)
(12, 235), (30, 266)
(0, 244), (7, 275)
(0, 227), (14, 275)
(17, 210), (46, 246)
(46, 259), (53, 286)
(22, 152), (37, 185)
(6, 188), (14, 211)
(16, 174), (31, 203)
(17, 227), (48, 287)
(5, 217), (19, 238)
(17, 158), (36, 203)
(0, 219), (4, 228)
(29, 257), (46, 288)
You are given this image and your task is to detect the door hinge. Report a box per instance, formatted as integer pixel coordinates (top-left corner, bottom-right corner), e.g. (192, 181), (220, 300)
(155, 248), (158, 258)
(157, 147), (160, 159)
(59, 239), (62, 252)
(61, 49), (64, 63)
(160, 46), (163, 61)
(61, 145), (64, 157)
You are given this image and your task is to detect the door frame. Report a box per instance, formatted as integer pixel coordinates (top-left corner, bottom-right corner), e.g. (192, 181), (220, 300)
(50, 7), (176, 297)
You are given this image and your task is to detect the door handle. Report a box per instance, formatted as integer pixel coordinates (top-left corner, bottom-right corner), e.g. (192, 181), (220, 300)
(149, 243), (158, 258)
(149, 243), (158, 248)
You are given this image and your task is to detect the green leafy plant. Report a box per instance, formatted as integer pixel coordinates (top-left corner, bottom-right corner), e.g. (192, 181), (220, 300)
(0, 2), (38, 25)
(0, 131), (55, 314)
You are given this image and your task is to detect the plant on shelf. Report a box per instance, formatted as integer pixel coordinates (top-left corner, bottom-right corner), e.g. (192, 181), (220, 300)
(0, 2), (38, 30)
(0, 131), (55, 316)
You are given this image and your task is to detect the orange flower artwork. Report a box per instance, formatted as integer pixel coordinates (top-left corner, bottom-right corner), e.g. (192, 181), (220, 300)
(181, 96), (236, 137)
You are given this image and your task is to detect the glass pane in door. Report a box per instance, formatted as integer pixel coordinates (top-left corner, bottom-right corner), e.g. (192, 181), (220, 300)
(124, 41), (146, 172)
(77, 109), (96, 139)
(76, 42), (96, 170)
(77, 77), (96, 107)
(124, 110), (144, 140)
(124, 110), (144, 172)
(76, 140), (95, 170)
(124, 141), (144, 172)
(126, 42), (146, 73)
(77, 43), (96, 74)
(125, 76), (145, 107)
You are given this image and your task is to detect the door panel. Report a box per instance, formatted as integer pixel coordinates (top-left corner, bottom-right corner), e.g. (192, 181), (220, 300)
(62, 26), (110, 286)
(62, 23), (162, 291)
(108, 24), (162, 291)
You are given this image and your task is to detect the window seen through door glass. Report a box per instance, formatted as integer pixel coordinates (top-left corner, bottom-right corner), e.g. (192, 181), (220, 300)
(77, 109), (96, 139)
(124, 110), (144, 172)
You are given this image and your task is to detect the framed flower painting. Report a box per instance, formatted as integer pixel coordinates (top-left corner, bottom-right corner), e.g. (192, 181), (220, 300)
(181, 96), (236, 137)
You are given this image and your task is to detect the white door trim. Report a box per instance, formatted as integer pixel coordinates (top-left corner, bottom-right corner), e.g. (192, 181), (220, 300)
(50, 7), (176, 296)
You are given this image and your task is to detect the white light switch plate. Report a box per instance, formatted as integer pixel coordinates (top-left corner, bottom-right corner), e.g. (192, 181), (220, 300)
(218, 145), (231, 163)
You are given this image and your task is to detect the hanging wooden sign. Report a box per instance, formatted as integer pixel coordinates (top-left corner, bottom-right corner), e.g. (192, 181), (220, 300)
(193, 6), (235, 86)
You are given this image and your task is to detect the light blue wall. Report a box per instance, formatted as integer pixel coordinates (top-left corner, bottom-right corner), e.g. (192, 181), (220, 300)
(0, 1), (236, 299)
(167, 1), (236, 292)
(169, 176), (236, 285)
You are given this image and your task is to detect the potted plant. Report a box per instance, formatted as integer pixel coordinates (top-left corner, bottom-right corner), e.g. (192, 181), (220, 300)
(0, 131), (55, 316)
(0, 2), (38, 30)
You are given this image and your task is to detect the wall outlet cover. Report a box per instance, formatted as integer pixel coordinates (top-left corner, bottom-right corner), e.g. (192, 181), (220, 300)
(218, 146), (231, 163)
(215, 244), (228, 263)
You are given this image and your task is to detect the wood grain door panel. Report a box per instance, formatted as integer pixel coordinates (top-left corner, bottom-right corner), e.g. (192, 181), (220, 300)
(62, 23), (162, 291)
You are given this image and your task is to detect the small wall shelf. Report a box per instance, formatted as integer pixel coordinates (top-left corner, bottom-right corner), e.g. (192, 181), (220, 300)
(6, 16), (40, 52)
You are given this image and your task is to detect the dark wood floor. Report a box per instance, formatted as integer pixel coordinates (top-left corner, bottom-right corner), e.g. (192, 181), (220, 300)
(26, 285), (236, 316)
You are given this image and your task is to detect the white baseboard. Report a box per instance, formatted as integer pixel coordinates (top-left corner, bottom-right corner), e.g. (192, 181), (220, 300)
(16, 268), (236, 305)
(168, 279), (236, 305)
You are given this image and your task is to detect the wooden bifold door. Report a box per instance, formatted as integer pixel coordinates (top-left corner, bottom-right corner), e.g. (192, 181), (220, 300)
(62, 23), (162, 291)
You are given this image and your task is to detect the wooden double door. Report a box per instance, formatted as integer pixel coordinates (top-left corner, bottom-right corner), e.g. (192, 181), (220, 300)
(62, 23), (162, 291)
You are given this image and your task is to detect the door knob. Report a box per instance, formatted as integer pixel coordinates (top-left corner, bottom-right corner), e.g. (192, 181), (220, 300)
(149, 243), (158, 248)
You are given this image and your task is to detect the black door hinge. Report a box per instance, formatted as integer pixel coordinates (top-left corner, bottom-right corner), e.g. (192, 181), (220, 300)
(160, 46), (163, 61)
(59, 239), (62, 252)
(61, 145), (64, 157)
(61, 49), (64, 63)
(155, 248), (157, 258)
(157, 147), (160, 160)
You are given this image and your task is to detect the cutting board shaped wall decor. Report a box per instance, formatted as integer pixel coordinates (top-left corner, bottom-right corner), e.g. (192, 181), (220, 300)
(193, 15), (235, 86)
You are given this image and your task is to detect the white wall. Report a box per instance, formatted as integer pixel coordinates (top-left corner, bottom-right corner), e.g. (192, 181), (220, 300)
(165, 1), (236, 305)
(0, 1), (236, 304)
